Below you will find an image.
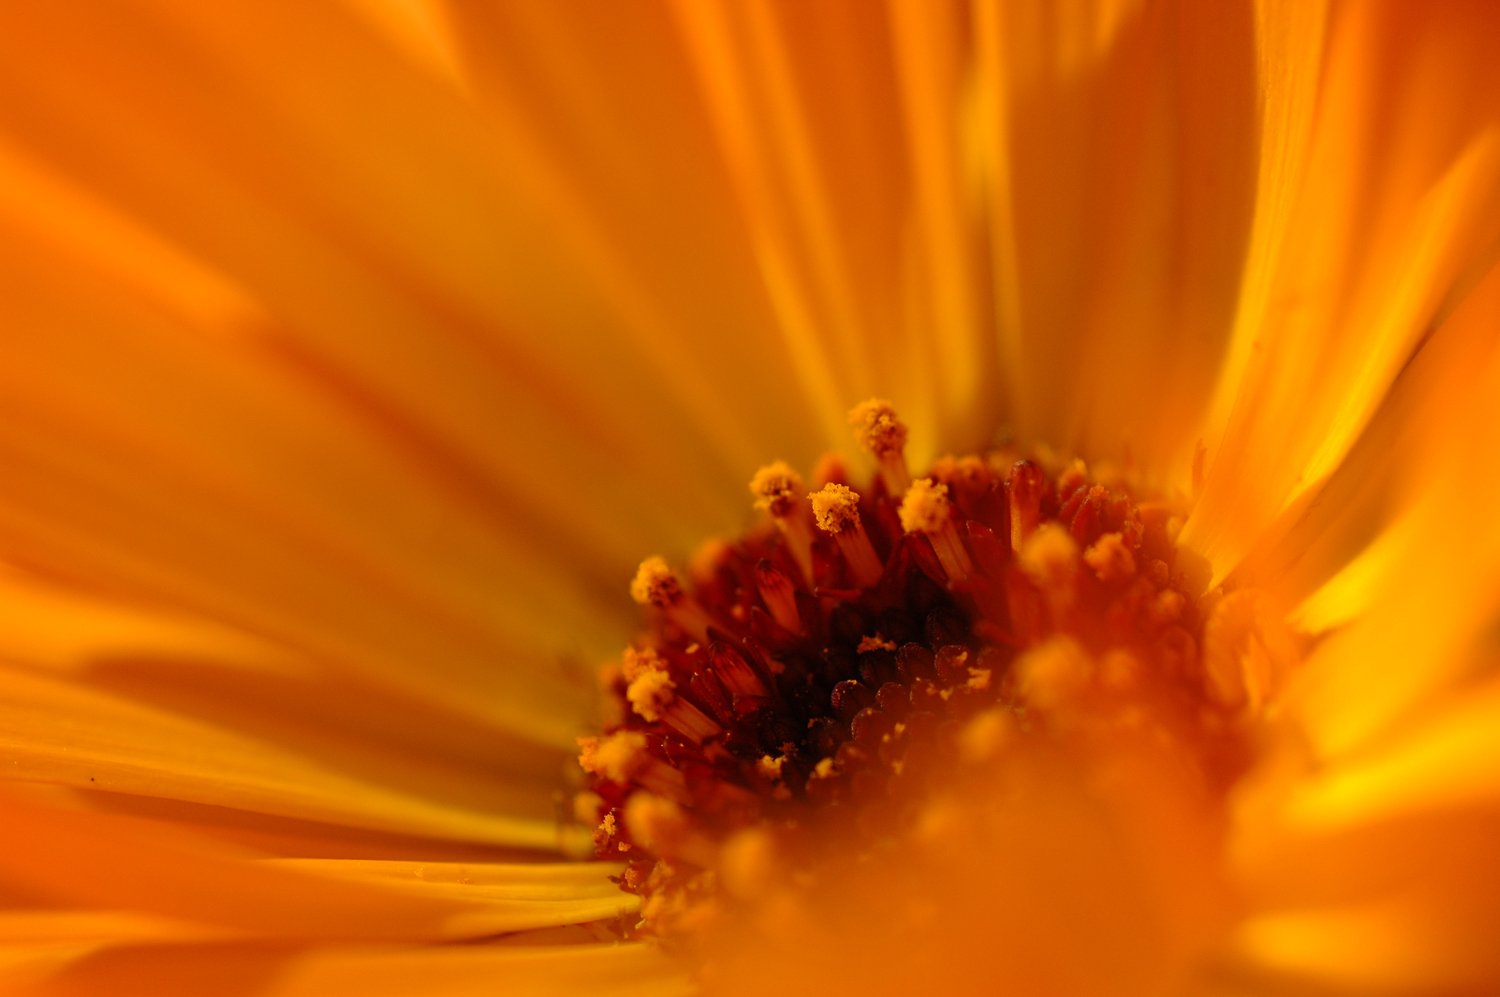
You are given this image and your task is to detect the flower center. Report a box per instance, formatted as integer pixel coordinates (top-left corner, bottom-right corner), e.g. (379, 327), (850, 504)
(577, 401), (1299, 937)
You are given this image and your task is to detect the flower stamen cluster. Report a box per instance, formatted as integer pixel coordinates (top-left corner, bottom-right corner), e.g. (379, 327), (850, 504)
(579, 402), (1276, 936)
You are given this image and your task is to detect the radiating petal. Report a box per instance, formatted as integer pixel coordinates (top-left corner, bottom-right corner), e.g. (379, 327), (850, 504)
(1231, 258), (1500, 627)
(18, 941), (688, 997)
(0, 794), (633, 951)
(1185, 0), (1500, 582)
(0, 667), (555, 847)
(975, 0), (1265, 478)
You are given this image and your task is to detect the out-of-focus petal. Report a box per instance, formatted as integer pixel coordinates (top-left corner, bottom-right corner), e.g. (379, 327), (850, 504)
(1186, 0), (1500, 582)
(18, 941), (688, 997)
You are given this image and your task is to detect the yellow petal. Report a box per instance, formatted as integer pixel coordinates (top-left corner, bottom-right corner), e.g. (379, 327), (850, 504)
(0, 794), (629, 943)
(1185, 1), (1500, 582)
(976, 0), (1267, 478)
(16, 941), (689, 997)
(1235, 257), (1500, 626)
(0, 666), (555, 847)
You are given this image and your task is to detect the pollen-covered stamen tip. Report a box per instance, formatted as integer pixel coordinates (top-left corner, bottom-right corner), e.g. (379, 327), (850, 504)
(899, 478), (975, 583)
(577, 730), (649, 784)
(750, 461), (816, 583)
(810, 483), (884, 589)
(849, 399), (911, 496)
(579, 729), (689, 803)
(623, 647), (721, 741)
(625, 793), (718, 870)
(631, 556), (713, 641)
(1018, 523), (1081, 617)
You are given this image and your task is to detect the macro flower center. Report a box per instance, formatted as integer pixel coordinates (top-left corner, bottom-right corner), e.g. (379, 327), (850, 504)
(577, 401), (1301, 937)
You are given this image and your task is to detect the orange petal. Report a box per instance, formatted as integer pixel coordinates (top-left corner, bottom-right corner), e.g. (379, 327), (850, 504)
(1185, 1), (1500, 582)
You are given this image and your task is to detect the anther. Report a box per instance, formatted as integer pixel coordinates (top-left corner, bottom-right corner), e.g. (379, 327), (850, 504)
(624, 794), (719, 869)
(1083, 532), (1136, 583)
(622, 645), (667, 682)
(718, 827), (778, 901)
(750, 462), (815, 583)
(631, 557), (714, 641)
(849, 399), (912, 496)
(809, 483), (885, 589)
(708, 642), (768, 699)
(578, 730), (690, 803)
(1018, 524), (1080, 617)
(755, 560), (802, 633)
(898, 477), (975, 584)
(1007, 460), (1045, 551)
(626, 666), (676, 722)
(577, 730), (649, 784)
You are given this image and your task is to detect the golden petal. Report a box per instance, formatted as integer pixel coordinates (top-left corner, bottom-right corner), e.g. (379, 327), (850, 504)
(1185, 1), (1500, 582)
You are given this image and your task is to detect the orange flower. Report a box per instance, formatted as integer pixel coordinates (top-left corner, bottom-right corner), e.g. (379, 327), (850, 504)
(1, 2), (1499, 995)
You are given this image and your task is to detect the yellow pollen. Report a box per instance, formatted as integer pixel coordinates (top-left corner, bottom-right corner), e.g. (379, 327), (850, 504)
(718, 828), (778, 901)
(897, 477), (951, 534)
(627, 667), (676, 723)
(1084, 532), (1137, 582)
(753, 465), (817, 584)
(809, 483), (862, 535)
(630, 556), (682, 608)
(899, 476), (975, 582)
(631, 557), (714, 640)
(848, 398), (911, 495)
(749, 461), (805, 518)
(848, 398), (908, 457)
(593, 812), (623, 854)
(1018, 524), (1081, 594)
(625, 794), (718, 869)
(577, 730), (648, 783)
(622, 645), (666, 682)
(810, 483), (883, 588)
(1015, 636), (1094, 712)
(756, 755), (787, 781)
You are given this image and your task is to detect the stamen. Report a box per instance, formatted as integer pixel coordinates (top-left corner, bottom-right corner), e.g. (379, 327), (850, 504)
(718, 827), (778, 901)
(581, 421), (1289, 940)
(750, 462), (815, 583)
(1083, 532), (1137, 583)
(898, 477), (975, 584)
(625, 794), (719, 869)
(809, 483), (884, 588)
(622, 645), (666, 682)
(709, 642), (768, 699)
(1018, 524), (1081, 618)
(1007, 460), (1045, 551)
(626, 667), (676, 723)
(849, 398), (912, 496)
(755, 560), (802, 632)
(577, 730), (649, 784)
(630, 556), (713, 640)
